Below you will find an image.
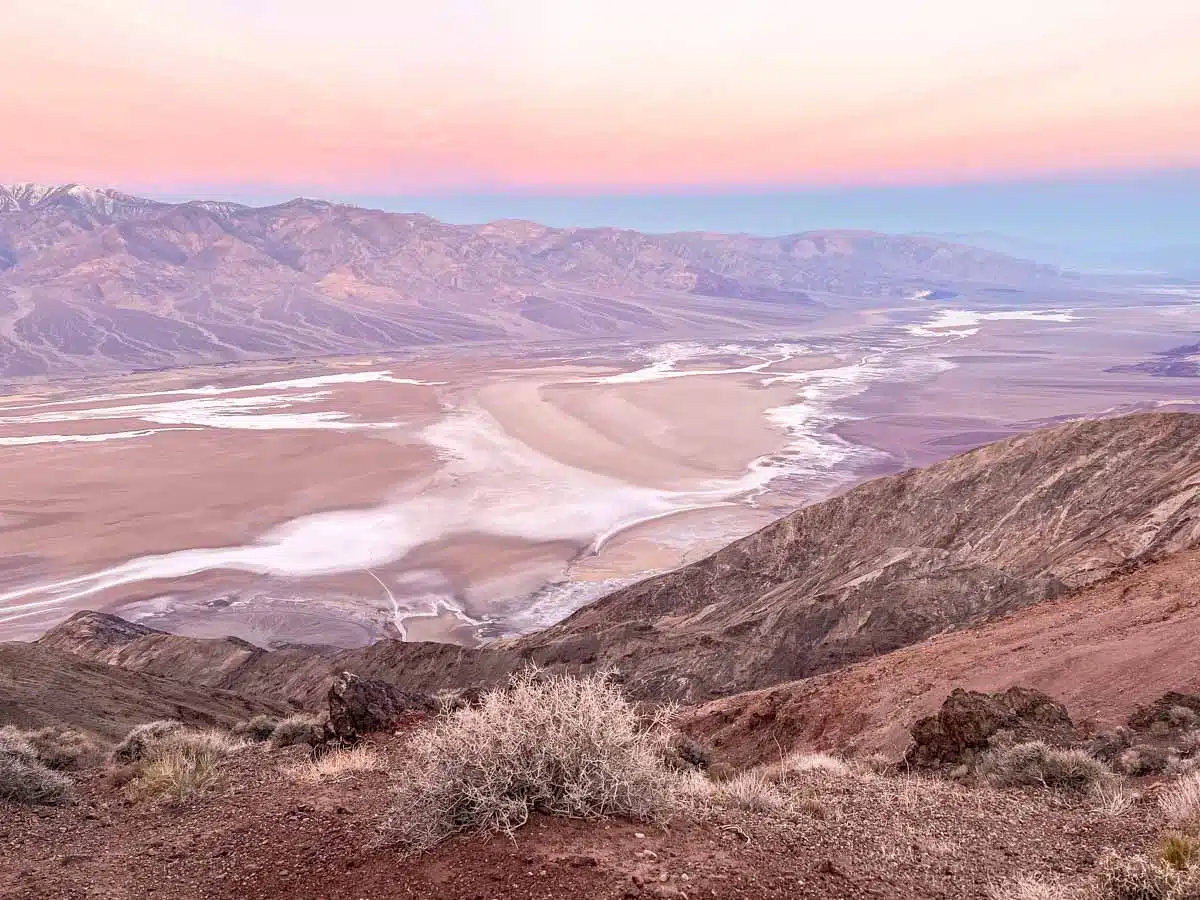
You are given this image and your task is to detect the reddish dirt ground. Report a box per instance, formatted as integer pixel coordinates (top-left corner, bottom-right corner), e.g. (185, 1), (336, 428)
(684, 550), (1200, 768)
(0, 737), (1162, 900)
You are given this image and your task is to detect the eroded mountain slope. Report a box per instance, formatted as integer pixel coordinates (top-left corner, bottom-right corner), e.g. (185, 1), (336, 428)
(682, 547), (1200, 767)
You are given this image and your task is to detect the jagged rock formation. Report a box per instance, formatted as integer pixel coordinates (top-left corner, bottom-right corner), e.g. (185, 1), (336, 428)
(0, 182), (1077, 376)
(904, 687), (1077, 769)
(325, 673), (436, 744)
(34, 412), (1200, 712)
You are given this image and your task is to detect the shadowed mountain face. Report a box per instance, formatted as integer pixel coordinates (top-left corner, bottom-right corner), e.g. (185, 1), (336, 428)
(0, 183), (1074, 377)
(0, 641), (288, 741)
(37, 412), (1200, 708)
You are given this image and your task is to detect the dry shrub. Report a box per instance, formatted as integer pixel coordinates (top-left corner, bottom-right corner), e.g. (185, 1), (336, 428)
(231, 715), (279, 743)
(41, 729), (101, 771)
(1160, 833), (1200, 872)
(1118, 747), (1176, 777)
(1168, 759), (1200, 778)
(766, 751), (852, 781)
(714, 771), (788, 813)
(270, 714), (324, 749)
(1092, 777), (1138, 817)
(0, 744), (72, 806)
(288, 746), (381, 784)
(1095, 852), (1180, 900)
(20, 726), (102, 771)
(1181, 732), (1200, 758)
(1170, 708), (1200, 730)
(0, 727), (39, 765)
(111, 720), (185, 763)
(123, 729), (246, 804)
(387, 669), (681, 852)
(987, 875), (1071, 900)
(1160, 773), (1200, 829)
(979, 741), (1109, 793)
(128, 746), (222, 804)
(661, 733), (712, 772)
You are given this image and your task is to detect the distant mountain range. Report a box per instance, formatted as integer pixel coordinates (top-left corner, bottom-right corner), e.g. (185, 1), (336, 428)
(0, 183), (1076, 378)
(916, 230), (1200, 279)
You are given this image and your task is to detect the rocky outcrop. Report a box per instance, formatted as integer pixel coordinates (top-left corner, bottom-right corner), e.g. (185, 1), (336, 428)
(324, 673), (437, 744)
(904, 687), (1077, 769)
(1127, 692), (1200, 731)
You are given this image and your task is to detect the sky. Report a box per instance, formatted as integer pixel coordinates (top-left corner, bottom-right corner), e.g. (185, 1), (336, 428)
(2, 0), (1200, 244)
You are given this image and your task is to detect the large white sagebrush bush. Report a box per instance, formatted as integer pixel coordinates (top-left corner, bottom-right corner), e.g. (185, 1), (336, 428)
(387, 668), (681, 852)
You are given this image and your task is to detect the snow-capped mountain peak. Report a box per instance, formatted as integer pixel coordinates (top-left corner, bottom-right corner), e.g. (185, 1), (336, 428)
(0, 182), (157, 215)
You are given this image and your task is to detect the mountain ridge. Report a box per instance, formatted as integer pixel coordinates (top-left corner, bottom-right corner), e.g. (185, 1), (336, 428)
(0, 182), (1078, 378)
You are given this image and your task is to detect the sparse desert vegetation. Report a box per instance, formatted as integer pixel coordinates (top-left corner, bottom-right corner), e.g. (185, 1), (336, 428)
(386, 668), (683, 851)
(117, 726), (248, 804)
(1160, 773), (1200, 829)
(0, 729), (73, 805)
(287, 745), (382, 784)
(269, 714), (325, 749)
(231, 714), (280, 743)
(978, 741), (1111, 793)
(110, 720), (186, 764)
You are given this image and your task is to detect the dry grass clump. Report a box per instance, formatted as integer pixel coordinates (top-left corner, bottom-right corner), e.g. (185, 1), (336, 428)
(387, 668), (681, 852)
(122, 728), (247, 804)
(1160, 773), (1200, 829)
(0, 735), (73, 806)
(765, 751), (852, 781)
(1094, 851), (1186, 900)
(988, 875), (1072, 900)
(288, 746), (382, 784)
(1170, 708), (1200, 730)
(270, 714), (325, 749)
(979, 741), (1110, 793)
(1092, 777), (1139, 818)
(0, 724), (102, 771)
(231, 715), (280, 743)
(111, 720), (186, 763)
(1160, 833), (1200, 873)
(713, 771), (789, 813)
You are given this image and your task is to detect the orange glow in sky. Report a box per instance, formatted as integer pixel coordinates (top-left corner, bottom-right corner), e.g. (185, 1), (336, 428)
(2, 0), (1199, 191)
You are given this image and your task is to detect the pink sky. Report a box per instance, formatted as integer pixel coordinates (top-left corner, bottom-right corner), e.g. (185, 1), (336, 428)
(3, 0), (1199, 191)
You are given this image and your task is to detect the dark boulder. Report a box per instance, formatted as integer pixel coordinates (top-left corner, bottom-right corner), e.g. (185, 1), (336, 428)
(1127, 692), (1200, 732)
(905, 686), (1076, 769)
(325, 672), (437, 744)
